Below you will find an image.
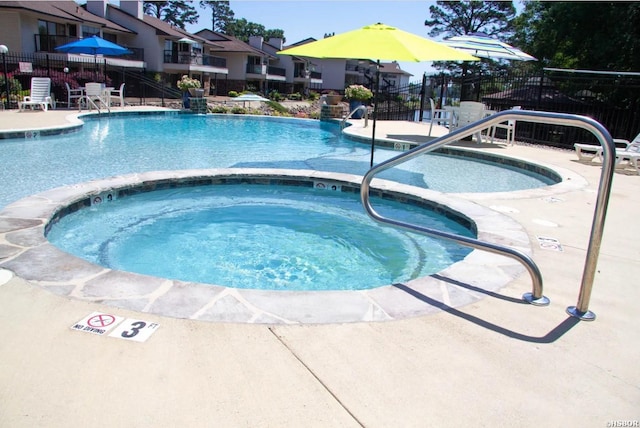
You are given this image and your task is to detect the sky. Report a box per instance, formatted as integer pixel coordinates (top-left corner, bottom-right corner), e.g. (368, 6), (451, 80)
(185, 0), (442, 79)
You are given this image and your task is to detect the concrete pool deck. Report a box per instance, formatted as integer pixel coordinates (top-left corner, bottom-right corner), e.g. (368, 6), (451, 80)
(0, 108), (639, 426)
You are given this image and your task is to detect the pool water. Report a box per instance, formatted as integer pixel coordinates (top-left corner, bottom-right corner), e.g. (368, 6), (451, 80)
(0, 114), (555, 209)
(46, 184), (475, 291)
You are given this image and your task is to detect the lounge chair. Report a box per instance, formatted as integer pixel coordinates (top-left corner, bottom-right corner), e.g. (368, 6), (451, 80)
(18, 77), (54, 111)
(574, 132), (640, 162)
(606, 141), (640, 173)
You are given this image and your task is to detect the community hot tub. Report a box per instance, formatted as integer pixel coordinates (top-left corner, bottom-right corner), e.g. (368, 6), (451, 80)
(0, 169), (533, 324)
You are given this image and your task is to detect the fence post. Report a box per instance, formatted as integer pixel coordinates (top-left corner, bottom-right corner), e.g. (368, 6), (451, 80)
(419, 72), (427, 122)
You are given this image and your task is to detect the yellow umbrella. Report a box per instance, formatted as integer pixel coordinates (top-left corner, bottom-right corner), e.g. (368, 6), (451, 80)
(279, 23), (478, 166)
(279, 22), (478, 62)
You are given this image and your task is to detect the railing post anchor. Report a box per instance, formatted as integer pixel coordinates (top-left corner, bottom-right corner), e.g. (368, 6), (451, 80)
(566, 306), (596, 321)
(522, 292), (550, 306)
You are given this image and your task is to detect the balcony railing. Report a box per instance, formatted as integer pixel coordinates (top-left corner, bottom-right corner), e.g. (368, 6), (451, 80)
(203, 55), (226, 68)
(119, 47), (144, 62)
(294, 70), (322, 79)
(246, 64), (265, 75)
(164, 51), (193, 64)
(164, 50), (226, 68)
(35, 34), (77, 52)
(267, 66), (286, 77)
(35, 34), (144, 61)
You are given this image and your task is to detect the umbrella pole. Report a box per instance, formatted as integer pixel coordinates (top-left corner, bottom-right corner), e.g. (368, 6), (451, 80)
(369, 60), (380, 167)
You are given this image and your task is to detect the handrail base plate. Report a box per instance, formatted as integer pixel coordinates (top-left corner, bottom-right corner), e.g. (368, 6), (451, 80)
(523, 292), (550, 306)
(566, 306), (596, 321)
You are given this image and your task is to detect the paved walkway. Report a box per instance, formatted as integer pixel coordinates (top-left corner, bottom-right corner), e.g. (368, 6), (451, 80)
(0, 108), (638, 427)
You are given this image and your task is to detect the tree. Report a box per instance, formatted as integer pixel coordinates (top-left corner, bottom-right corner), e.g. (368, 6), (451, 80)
(264, 29), (285, 41)
(199, 1), (235, 33)
(226, 18), (285, 43)
(424, 1), (518, 99)
(143, 1), (198, 29)
(513, 2), (640, 71)
(425, 0), (516, 38)
(226, 18), (264, 40)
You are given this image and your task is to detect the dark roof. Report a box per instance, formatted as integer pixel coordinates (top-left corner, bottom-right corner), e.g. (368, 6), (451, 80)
(380, 62), (412, 77)
(130, 14), (224, 49)
(194, 29), (267, 55)
(0, 1), (134, 34)
(482, 86), (585, 105)
(284, 38), (318, 48)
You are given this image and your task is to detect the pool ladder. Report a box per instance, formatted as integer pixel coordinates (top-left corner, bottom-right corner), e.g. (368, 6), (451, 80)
(340, 105), (369, 130)
(360, 110), (616, 321)
(79, 95), (111, 114)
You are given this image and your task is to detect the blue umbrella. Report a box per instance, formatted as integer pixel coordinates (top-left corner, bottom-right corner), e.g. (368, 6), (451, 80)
(55, 35), (132, 56)
(55, 35), (132, 81)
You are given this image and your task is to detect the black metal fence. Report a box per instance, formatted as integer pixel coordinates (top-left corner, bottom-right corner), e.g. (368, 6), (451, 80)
(421, 69), (640, 148)
(0, 51), (179, 109)
(4, 49), (639, 149)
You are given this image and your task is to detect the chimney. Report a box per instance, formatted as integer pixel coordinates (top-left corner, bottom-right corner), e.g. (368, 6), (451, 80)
(248, 36), (263, 49)
(86, 0), (108, 18)
(267, 38), (283, 50)
(120, 0), (143, 19)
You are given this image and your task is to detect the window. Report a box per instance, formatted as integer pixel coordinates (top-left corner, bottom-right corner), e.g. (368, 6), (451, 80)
(102, 33), (117, 43)
(37, 19), (67, 51)
(38, 20), (65, 36)
(82, 25), (100, 39)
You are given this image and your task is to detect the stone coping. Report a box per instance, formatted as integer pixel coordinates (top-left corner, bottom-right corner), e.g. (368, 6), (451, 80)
(0, 169), (533, 324)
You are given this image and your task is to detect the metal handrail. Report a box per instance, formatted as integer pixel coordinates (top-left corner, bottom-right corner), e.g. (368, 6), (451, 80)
(79, 95), (110, 114)
(360, 110), (616, 320)
(341, 105), (369, 129)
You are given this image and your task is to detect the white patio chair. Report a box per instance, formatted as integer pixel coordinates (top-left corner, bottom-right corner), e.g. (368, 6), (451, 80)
(82, 82), (109, 111)
(65, 82), (84, 109)
(428, 98), (454, 136)
(107, 83), (125, 108)
(490, 106), (521, 145)
(451, 101), (489, 143)
(18, 77), (54, 111)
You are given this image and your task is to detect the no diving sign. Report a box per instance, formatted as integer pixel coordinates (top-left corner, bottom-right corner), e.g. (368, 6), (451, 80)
(71, 312), (159, 342)
(71, 312), (124, 336)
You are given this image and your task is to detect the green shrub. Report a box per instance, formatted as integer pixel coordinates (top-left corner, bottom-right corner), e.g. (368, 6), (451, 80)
(269, 90), (283, 101)
(266, 100), (288, 113)
(0, 76), (23, 100)
(231, 106), (246, 114)
(289, 92), (302, 100)
(228, 91), (239, 98)
(209, 105), (229, 113)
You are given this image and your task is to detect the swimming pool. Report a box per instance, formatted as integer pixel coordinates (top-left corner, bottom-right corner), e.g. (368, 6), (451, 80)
(0, 113), (558, 209)
(46, 183), (474, 291)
